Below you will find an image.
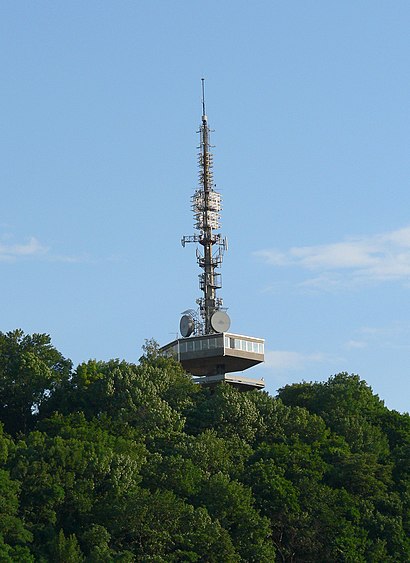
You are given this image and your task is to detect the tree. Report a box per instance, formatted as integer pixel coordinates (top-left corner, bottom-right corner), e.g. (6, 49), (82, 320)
(0, 423), (33, 559)
(194, 472), (276, 562)
(50, 530), (84, 562)
(46, 357), (196, 440)
(105, 488), (238, 561)
(0, 330), (72, 435)
(8, 413), (146, 560)
(1, 332), (410, 561)
(187, 384), (264, 444)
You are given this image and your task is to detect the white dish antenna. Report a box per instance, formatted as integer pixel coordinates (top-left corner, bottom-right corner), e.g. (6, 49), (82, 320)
(211, 310), (231, 333)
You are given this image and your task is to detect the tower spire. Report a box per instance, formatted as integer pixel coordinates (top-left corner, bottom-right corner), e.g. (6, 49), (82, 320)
(201, 77), (206, 119)
(182, 80), (228, 334)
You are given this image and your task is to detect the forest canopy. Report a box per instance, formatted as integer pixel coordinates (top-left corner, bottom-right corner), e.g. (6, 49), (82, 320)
(0, 329), (409, 562)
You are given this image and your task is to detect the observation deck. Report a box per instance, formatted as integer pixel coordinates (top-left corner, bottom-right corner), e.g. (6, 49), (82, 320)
(160, 332), (265, 390)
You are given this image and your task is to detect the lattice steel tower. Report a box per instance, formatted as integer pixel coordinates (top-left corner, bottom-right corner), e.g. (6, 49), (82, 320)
(181, 79), (229, 336)
(160, 81), (265, 391)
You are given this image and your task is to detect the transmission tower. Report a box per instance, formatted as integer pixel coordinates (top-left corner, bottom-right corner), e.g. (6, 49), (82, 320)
(161, 81), (265, 391)
(181, 79), (229, 336)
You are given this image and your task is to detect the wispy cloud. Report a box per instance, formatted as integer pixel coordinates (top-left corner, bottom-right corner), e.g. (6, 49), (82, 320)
(0, 237), (48, 261)
(351, 323), (410, 352)
(256, 226), (410, 289)
(264, 349), (336, 372)
(0, 235), (92, 264)
(50, 253), (92, 264)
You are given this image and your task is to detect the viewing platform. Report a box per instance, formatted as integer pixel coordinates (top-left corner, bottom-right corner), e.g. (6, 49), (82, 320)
(160, 332), (265, 390)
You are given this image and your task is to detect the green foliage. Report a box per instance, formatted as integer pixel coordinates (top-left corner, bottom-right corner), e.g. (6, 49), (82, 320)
(0, 331), (410, 561)
(195, 472), (276, 561)
(278, 372), (389, 454)
(0, 330), (72, 435)
(8, 414), (146, 559)
(0, 423), (33, 559)
(51, 529), (84, 562)
(187, 384), (264, 443)
(0, 536), (35, 563)
(106, 487), (238, 561)
(45, 355), (197, 440)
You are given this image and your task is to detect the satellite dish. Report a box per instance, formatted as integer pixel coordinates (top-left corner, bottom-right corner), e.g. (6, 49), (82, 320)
(180, 314), (194, 337)
(211, 310), (231, 333)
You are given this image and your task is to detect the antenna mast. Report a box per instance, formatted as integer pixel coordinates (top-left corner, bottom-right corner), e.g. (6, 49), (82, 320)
(182, 79), (227, 334)
(160, 82), (265, 391)
(201, 77), (206, 117)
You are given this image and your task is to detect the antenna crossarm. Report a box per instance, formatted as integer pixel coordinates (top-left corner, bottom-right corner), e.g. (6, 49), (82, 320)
(181, 235), (201, 247)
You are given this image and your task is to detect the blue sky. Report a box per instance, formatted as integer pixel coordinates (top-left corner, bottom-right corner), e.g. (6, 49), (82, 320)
(1, 2), (410, 412)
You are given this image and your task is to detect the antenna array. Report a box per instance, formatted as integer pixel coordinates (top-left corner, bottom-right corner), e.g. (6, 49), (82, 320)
(181, 80), (228, 335)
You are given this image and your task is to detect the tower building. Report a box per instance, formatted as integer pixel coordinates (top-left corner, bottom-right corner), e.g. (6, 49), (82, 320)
(160, 81), (265, 391)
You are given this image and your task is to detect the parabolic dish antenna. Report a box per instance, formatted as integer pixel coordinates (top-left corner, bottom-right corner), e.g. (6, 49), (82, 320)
(180, 314), (194, 338)
(211, 310), (231, 333)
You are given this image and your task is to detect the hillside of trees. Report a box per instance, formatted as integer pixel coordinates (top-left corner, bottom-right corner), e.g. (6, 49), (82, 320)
(0, 330), (409, 562)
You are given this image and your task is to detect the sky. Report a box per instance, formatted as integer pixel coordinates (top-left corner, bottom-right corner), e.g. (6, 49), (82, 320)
(1, 2), (410, 413)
